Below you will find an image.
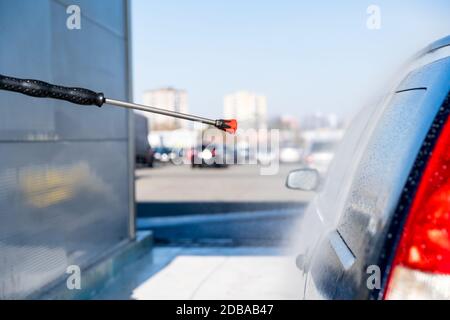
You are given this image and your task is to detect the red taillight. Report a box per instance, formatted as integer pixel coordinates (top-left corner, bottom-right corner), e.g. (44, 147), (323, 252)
(386, 111), (450, 299)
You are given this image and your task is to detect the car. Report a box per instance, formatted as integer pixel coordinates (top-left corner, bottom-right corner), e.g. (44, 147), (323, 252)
(135, 145), (155, 168)
(135, 113), (154, 167)
(153, 147), (175, 163)
(279, 145), (302, 163)
(287, 36), (450, 300)
(303, 141), (336, 172)
(303, 139), (342, 174)
(190, 144), (228, 168)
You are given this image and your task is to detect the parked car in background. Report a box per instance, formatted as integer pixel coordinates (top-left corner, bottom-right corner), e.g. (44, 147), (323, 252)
(190, 144), (228, 168)
(280, 144), (302, 163)
(135, 113), (154, 167)
(287, 36), (450, 300)
(303, 133), (343, 174)
(153, 147), (175, 164)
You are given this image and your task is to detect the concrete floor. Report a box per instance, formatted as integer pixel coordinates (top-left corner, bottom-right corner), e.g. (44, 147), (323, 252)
(135, 163), (312, 202)
(95, 246), (301, 300)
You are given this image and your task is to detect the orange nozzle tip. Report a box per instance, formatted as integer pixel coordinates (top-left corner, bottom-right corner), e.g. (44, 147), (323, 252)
(216, 119), (238, 134)
(224, 119), (238, 134)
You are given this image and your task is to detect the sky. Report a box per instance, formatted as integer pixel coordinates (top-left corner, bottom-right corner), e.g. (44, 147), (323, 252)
(131, 0), (450, 121)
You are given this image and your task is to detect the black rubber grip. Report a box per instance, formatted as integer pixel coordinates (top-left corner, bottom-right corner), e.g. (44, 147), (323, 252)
(0, 74), (105, 107)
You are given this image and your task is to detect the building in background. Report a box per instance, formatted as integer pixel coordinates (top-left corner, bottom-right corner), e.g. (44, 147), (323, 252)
(142, 87), (189, 130)
(223, 91), (267, 131)
(300, 112), (341, 130)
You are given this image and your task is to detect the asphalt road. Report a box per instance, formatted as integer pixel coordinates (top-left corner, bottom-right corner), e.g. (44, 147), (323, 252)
(135, 163), (313, 203)
(135, 163), (310, 245)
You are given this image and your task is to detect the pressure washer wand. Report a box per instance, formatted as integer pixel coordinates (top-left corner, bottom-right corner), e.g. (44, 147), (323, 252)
(0, 74), (237, 133)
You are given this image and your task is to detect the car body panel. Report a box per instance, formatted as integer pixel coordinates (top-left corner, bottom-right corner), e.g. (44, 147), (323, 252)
(298, 44), (450, 299)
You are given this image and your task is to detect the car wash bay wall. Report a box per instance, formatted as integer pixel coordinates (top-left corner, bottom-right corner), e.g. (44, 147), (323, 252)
(0, 0), (133, 299)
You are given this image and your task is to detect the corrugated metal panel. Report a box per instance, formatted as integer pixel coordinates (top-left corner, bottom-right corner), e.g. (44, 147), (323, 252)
(0, 0), (131, 299)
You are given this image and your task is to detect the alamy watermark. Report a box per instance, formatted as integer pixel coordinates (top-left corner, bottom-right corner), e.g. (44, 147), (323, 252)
(366, 5), (381, 30)
(366, 264), (381, 290)
(66, 265), (81, 290)
(66, 5), (81, 30)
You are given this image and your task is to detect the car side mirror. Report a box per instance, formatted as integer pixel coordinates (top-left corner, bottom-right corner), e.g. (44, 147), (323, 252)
(286, 168), (320, 191)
